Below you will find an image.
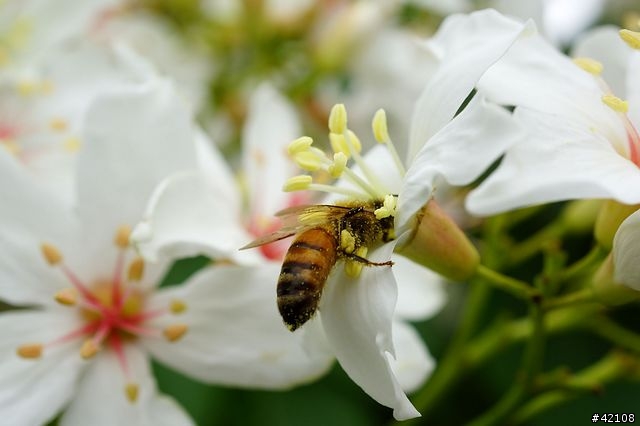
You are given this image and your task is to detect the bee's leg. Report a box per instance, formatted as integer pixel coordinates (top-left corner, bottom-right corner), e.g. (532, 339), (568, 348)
(343, 252), (394, 267)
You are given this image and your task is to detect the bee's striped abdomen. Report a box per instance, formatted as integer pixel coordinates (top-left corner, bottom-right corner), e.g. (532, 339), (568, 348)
(277, 228), (337, 331)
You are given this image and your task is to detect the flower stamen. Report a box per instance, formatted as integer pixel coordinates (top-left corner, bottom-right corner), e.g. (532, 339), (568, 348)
(620, 29), (640, 50)
(54, 288), (78, 306)
(163, 324), (188, 342)
(17, 343), (43, 359)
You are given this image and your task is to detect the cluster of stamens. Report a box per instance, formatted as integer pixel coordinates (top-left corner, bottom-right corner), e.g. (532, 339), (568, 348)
(16, 225), (188, 403)
(284, 103), (404, 220)
(573, 29), (640, 166)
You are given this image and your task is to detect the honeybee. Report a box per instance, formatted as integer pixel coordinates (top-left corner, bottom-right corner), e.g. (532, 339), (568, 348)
(241, 200), (395, 331)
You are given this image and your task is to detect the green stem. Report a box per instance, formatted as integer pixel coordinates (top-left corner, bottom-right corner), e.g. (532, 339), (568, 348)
(590, 317), (640, 353)
(467, 305), (546, 426)
(542, 288), (596, 311)
(398, 280), (492, 426)
(511, 351), (632, 424)
(553, 245), (606, 284)
(508, 223), (564, 264)
(475, 265), (540, 301)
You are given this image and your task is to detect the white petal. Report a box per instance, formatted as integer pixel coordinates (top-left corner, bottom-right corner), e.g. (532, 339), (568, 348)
(0, 150), (80, 305)
(572, 26), (631, 97)
(467, 108), (640, 215)
(542, 0), (604, 46)
(242, 83), (301, 218)
(77, 76), (198, 253)
(393, 255), (447, 321)
(388, 320), (435, 393)
(131, 172), (259, 264)
(477, 31), (626, 147)
(61, 345), (193, 426)
(142, 264), (334, 389)
(627, 54), (640, 130)
(407, 9), (532, 161)
(613, 210), (640, 290)
(320, 242), (420, 420)
(0, 309), (85, 426)
(399, 96), (524, 231)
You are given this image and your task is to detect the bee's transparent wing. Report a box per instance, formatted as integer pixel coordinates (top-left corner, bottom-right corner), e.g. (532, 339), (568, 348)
(240, 205), (351, 250)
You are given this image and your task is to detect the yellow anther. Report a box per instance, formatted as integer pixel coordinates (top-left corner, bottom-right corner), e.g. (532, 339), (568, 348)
(49, 117), (68, 132)
(287, 136), (313, 155)
(340, 229), (356, 254)
(127, 256), (145, 282)
(114, 225), (132, 249)
(620, 29), (640, 50)
(170, 299), (187, 314)
(328, 152), (347, 178)
(293, 150), (322, 171)
(283, 175), (312, 192)
(41, 243), (63, 266)
(16, 80), (37, 96)
(163, 324), (188, 342)
(54, 288), (78, 306)
(372, 109), (390, 143)
(1, 139), (20, 155)
(17, 343), (43, 359)
(0, 47), (9, 66)
(345, 130), (362, 153)
(328, 103), (348, 134)
(345, 246), (368, 278)
(329, 133), (349, 157)
(602, 94), (629, 113)
(79, 339), (100, 359)
(374, 194), (397, 219)
(39, 80), (54, 95)
(573, 57), (603, 75)
(62, 137), (81, 152)
(125, 383), (139, 403)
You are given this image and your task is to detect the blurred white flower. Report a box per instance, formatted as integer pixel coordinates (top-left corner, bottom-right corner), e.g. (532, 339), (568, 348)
(132, 83), (303, 264)
(467, 20), (640, 215)
(92, 9), (213, 110)
(0, 0), (117, 80)
(0, 41), (152, 204)
(0, 75), (331, 425)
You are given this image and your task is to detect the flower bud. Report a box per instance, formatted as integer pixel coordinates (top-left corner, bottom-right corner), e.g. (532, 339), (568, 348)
(594, 200), (640, 250)
(560, 199), (602, 234)
(396, 200), (479, 281)
(592, 253), (640, 305)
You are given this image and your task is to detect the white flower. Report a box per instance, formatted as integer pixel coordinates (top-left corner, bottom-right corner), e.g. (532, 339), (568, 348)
(132, 83), (303, 264)
(0, 40), (155, 204)
(0, 75), (331, 425)
(466, 20), (640, 215)
(0, 0), (117, 80)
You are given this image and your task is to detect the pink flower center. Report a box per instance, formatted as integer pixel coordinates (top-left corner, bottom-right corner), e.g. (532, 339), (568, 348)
(17, 227), (187, 403)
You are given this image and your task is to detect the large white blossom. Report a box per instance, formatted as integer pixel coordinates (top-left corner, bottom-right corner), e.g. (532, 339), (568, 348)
(466, 21), (640, 214)
(0, 71), (331, 425)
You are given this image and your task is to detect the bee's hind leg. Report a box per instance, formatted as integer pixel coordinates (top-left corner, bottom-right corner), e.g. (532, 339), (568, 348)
(343, 252), (394, 267)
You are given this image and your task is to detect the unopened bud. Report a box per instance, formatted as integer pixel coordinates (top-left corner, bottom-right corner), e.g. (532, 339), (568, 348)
(592, 254), (640, 305)
(396, 200), (479, 281)
(595, 200), (640, 250)
(561, 199), (602, 234)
